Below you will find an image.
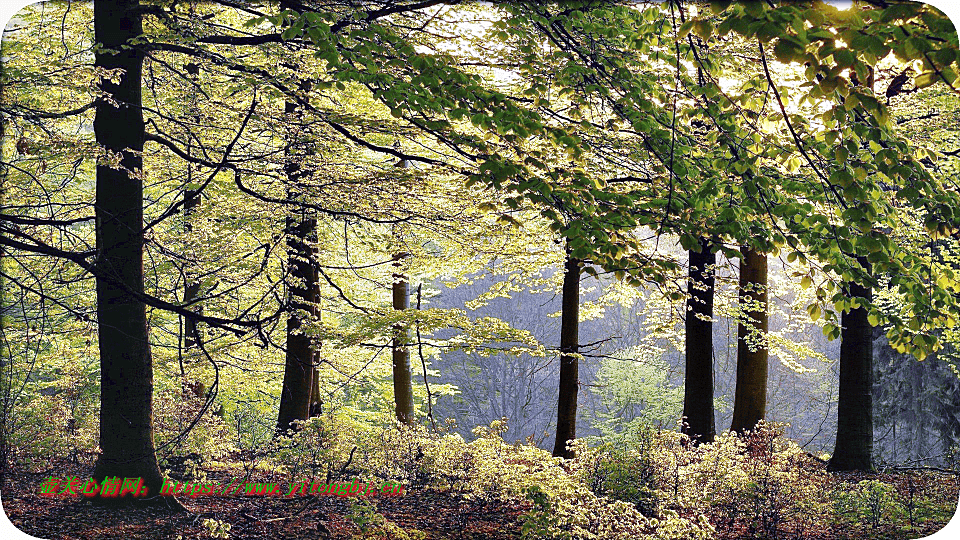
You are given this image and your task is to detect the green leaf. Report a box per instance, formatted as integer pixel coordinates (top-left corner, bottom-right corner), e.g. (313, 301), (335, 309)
(915, 72), (938, 89)
(710, 1), (732, 15)
(694, 20), (714, 40)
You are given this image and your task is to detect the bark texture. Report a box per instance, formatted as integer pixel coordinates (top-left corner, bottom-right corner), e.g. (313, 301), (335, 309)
(392, 252), (415, 424)
(182, 63), (201, 352)
(828, 258), (874, 471)
(682, 238), (716, 444)
(276, 94), (320, 433)
(552, 251), (580, 458)
(730, 246), (768, 434)
(91, 0), (168, 502)
(309, 256), (323, 418)
(277, 216), (318, 432)
(182, 186), (201, 351)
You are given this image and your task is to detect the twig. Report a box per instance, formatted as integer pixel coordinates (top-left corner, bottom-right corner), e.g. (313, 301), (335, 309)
(882, 466), (960, 475)
(416, 284), (437, 431)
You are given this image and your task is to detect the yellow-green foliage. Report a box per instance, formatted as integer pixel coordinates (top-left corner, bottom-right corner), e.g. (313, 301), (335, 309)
(346, 499), (426, 540)
(268, 414), (712, 540)
(265, 415), (958, 540)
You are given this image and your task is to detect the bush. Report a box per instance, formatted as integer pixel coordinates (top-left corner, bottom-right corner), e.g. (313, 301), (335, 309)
(346, 499), (425, 540)
(580, 437), (658, 516)
(242, 412), (959, 540)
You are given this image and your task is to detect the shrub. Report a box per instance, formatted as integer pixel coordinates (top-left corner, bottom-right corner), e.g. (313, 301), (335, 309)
(579, 438), (658, 516)
(854, 479), (903, 532)
(346, 499), (425, 540)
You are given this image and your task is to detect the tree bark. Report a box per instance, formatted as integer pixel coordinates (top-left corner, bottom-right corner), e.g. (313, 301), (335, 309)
(277, 216), (317, 432)
(276, 94), (320, 433)
(682, 237), (716, 444)
(182, 62), (201, 354)
(309, 365), (322, 417)
(552, 250), (580, 458)
(91, 0), (170, 504)
(828, 257), (874, 471)
(392, 252), (415, 424)
(182, 187), (201, 352)
(730, 246), (768, 434)
(309, 255), (322, 418)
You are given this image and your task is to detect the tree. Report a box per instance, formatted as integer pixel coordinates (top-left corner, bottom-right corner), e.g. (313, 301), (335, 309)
(552, 248), (581, 459)
(391, 251), (415, 425)
(682, 237), (716, 444)
(309, 256), (323, 418)
(277, 88), (321, 433)
(730, 246), (768, 434)
(829, 257), (874, 471)
(389, 153), (416, 426)
(90, 0), (170, 503)
(182, 61), (202, 355)
(392, 245), (415, 425)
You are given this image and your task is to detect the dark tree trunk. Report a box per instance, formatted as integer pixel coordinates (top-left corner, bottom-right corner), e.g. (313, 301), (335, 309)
(182, 63), (201, 353)
(828, 258), (874, 471)
(276, 95), (320, 433)
(730, 246), (768, 434)
(276, 216), (317, 432)
(392, 252), (415, 424)
(182, 186), (201, 351)
(91, 0), (169, 503)
(682, 237), (716, 444)
(309, 365), (322, 417)
(0, 115), (7, 483)
(309, 256), (322, 418)
(552, 250), (580, 458)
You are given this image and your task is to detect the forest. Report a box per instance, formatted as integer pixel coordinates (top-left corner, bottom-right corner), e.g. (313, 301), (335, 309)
(1, 0), (960, 538)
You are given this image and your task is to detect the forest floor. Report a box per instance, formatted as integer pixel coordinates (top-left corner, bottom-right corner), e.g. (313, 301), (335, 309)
(2, 459), (528, 540)
(3, 457), (959, 539)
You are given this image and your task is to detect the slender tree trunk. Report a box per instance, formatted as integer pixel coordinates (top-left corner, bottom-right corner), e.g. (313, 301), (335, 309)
(0, 99), (7, 484)
(552, 249), (580, 458)
(391, 155), (415, 425)
(730, 246), (768, 434)
(309, 256), (322, 418)
(829, 258), (874, 471)
(309, 366), (322, 417)
(276, 93), (320, 433)
(392, 252), (415, 424)
(0, 119), (7, 482)
(182, 62), (201, 353)
(682, 237), (716, 444)
(91, 0), (170, 504)
(182, 189), (201, 350)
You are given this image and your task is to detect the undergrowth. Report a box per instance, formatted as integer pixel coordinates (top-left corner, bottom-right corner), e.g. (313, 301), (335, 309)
(7, 392), (959, 540)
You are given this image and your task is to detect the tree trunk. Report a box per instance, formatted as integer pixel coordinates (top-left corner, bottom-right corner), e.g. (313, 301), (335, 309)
(682, 237), (716, 444)
(309, 256), (322, 418)
(91, 0), (170, 504)
(309, 366), (322, 417)
(182, 62), (201, 354)
(552, 250), (580, 458)
(182, 187), (201, 352)
(828, 258), (874, 471)
(276, 94), (320, 433)
(730, 246), (768, 434)
(277, 216), (317, 432)
(392, 252), (415, 424)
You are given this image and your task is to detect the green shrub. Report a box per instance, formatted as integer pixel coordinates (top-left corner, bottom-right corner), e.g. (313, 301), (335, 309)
(581, 440), (658, 516)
